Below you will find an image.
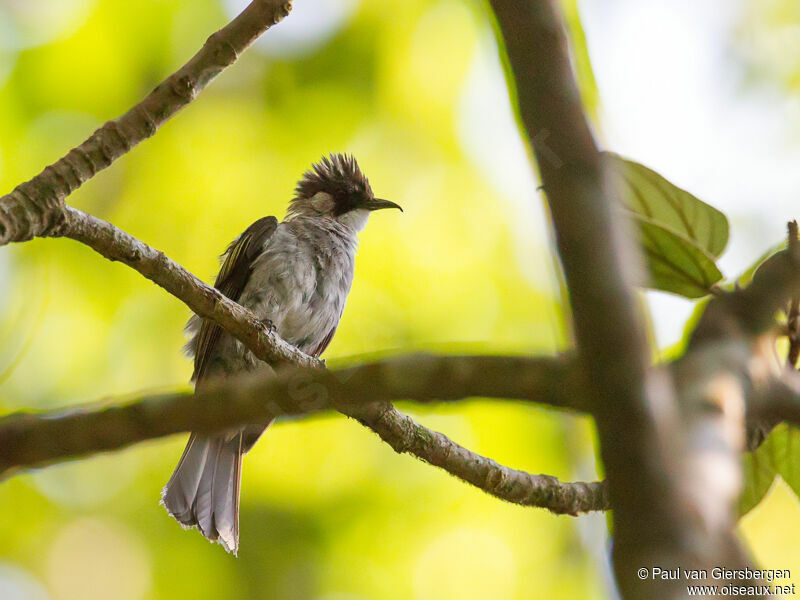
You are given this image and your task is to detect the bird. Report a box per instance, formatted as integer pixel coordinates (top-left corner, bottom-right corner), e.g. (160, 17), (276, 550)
(161, 153), (401, 554)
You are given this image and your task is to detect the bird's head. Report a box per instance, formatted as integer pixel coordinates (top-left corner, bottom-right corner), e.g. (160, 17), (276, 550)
(288, 153), (402, 231)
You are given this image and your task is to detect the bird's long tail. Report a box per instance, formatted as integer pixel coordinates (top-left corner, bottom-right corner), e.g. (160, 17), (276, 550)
(161, 432), (243, 555)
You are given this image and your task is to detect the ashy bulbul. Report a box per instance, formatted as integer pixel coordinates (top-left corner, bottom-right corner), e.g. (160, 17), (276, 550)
(162, 154), (401, 554)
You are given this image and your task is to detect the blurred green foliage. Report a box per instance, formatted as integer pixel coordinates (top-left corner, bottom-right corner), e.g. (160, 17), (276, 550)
(0, 1), (602, 599)
(0, 1), (797, 599)
(734, 0), (800, 94)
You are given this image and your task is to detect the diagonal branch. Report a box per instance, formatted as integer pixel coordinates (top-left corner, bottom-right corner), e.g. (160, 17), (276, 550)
(53, 210), (604, 513)
(0, 354), (608, 514)
(0, 0), (292, 245)
(0, 2), (313, 369)
(61, 207), (321, 368)
(489, 2), (692, 597)
(691, 226), (800, 454)
(0, 0), (601, 518)
(754, 371), (800, 429)
(348, 402), (608, 514)
(0, 0), (601, 525)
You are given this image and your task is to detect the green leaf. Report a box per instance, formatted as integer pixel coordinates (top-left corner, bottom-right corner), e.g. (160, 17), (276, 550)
(602, 153), (729, 297)
(740, 447), (777, 516)
(606, 153), (729, 258)
(769, 424), (800, 497)
(630, 215), (724, 299)
(739, 424), (800, 516)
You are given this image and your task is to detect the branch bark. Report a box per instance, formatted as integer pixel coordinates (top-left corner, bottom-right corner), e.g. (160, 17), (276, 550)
(0, 335), (791, 516)
(0, 0), (606, 523)
(61, 207), (321, 368)
(0, 0), (794, 592)
(664, 243), (800, 587)
(691, 234), (800, 455)
(0, 354), (608, 514)
(755, 372), (800, 429)
(28, 209), (605, 517)
(348, 402), (608, 514)
(489, 2), (694, 597)
(0, 0), (292, 245)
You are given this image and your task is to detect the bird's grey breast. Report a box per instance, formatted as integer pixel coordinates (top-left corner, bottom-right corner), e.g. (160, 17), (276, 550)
(238, 217), (357, 355)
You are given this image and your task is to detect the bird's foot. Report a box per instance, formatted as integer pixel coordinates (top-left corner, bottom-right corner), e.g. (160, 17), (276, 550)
(261, 318), (276, 333)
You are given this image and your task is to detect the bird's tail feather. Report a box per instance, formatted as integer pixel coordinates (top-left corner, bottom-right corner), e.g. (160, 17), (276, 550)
(161, 432), (243, 555)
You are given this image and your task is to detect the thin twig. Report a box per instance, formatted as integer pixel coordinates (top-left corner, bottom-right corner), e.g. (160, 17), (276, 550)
(786, 221), (800, 368)
(348, 402), (609, 514)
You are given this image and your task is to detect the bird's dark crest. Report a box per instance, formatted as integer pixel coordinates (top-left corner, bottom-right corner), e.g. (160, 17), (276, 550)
(295, 153), (373, 215)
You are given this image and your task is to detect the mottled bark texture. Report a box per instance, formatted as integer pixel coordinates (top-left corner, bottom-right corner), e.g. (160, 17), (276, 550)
(1, 1), (799, 596)
(63, 207), (321, 369)
(488, 1), (791, 598)
(346, 402), (609, 514)
(489, 2), (697, 598)
(0, 0), (292, 245)
(0, 0), (608, 518)
(0, 354), (608, 514)
(0, 338), (795, 514)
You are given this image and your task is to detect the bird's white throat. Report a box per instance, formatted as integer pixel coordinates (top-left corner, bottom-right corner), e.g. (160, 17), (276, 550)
(338, 208), (370, 232)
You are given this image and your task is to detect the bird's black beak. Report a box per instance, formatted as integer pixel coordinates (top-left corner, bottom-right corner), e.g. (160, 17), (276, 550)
(364, 198), (403, 212)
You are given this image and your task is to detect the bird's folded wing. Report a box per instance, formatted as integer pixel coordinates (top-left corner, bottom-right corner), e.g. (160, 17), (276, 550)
(192, 216), (279, 381)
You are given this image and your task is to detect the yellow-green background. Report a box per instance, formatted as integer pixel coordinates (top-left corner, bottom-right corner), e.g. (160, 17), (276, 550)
(0, 1), (796, 599)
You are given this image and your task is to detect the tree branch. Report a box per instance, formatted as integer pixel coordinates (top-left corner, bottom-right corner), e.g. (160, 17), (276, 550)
(0, 1), (320, 375)
(0, 0), (292, 245)
(20, 208), (603, 515)
(650, 224), (800, 590)
(754, 371), (800, 429)
(0, 0), (793, 588)
(489, 2), (694, 597)
(347, 402), (608, 514)
(0, 354), (608, 514)
(61, 207), (321, 369)
(0, 0), (603, 520)
(691, 225), (800, 453)
(0, 334), (792, 516)
(0, 0), (600, 530)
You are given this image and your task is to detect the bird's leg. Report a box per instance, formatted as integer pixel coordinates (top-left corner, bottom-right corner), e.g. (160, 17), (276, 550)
(260, 318), (276, 333)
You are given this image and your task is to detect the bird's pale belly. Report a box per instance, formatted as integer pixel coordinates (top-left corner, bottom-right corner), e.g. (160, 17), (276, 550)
(268, 285), (343, 354)
(241, 256), (351, 357)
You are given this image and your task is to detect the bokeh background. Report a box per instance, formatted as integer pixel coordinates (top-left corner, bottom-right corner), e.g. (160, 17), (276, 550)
(0, 0), (798, 598)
